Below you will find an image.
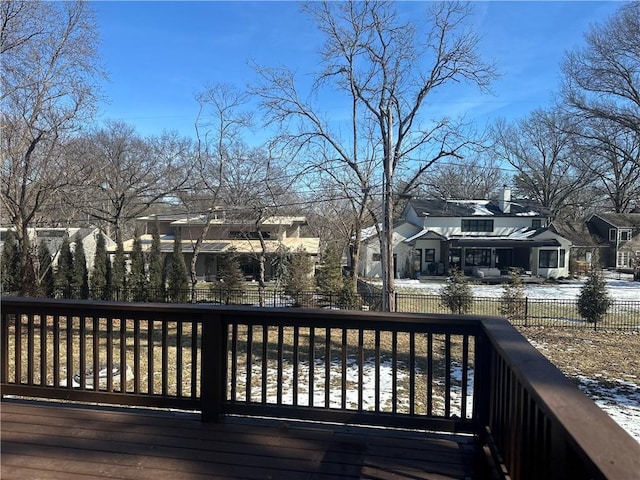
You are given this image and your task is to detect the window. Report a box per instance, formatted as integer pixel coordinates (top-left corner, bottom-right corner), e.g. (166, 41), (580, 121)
(464, 248), (491, 266)
(424, 248), (435, 262)
(531, 219), (542, 229)
(372, 253), (381, 261)
(609, 228), (632, 242)
(617, 251), (630, 268)
(539, 250), (558, 268)
(229, 231), (271, 239)
(559, 249), (566, 268)
(461, 219), (494, 232)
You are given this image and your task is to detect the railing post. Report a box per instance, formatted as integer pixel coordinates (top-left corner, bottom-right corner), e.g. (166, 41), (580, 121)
(1, 310), (9, 386)
(524, 297), (529, 327)
(200, 312), (227, 422)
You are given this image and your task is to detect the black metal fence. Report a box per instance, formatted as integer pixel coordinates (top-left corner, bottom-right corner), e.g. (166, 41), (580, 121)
(11, 286), (640, 331)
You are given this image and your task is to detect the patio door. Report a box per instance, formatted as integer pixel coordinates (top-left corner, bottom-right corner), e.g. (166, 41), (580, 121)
(495, 248), (512, 272)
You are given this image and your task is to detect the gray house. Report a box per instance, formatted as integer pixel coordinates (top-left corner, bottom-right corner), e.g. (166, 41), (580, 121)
(586, 213), (640, 270)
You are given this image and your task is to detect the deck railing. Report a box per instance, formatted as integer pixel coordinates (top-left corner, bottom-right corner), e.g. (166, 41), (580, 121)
(1, 297), (637, 479)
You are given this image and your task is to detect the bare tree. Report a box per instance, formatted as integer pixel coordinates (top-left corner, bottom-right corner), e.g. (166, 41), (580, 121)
(182, 82), (254, 301)
(0, 0), (103, 294)
(254, 1), (495, 311)
(492, 110), (592, 219)
(67, 121), (193, 243)
(411, 154), (509, 200)
(572, 119), (640, 213)
(252, 61), (382, 295)
(561, 3), (640, 137)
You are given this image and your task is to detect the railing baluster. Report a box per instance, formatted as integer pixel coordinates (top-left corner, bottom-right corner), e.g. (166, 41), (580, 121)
(27, 313), (34, 385)
(191, 320), (198, 399)
(176, 321), (183, 398)
(118, 317), (126, 393)
(161, 321), (168, 396)
(374, 329), (380, 412)
(427, 332), (433, 416)
(261, 324), (268, 403)
(308, 327), (315, 406)
(52, 315), (59, 387)
(79, 316), (86, 389)
(392, 330), (397, 414)
(409, 331), (415, 416)
(133, 318), (140, 395)
(15, 314), (22, 384)
(39, 314), (46, 386)
(341, 328), (347, 410)
(292, 325), (299, 407)
(357, 329), (364, 411)
(230, 323), (238, 401)
(277, 325), (283, 405)
(324, 327), (331, 408)
(444, 333), (451, 417)
(66, 315), (73, 390)
(147, 320), (154, 395)
(461, 334), (469, 419)
(106, 317), (113, 391)
(246, 324), (253, 402)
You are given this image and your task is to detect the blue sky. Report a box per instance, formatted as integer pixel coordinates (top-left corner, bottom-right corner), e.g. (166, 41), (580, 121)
(92, 1), (625, 140)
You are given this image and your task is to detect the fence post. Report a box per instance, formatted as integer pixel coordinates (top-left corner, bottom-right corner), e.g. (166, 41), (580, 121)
(200, 311), (226, 422)
(524, 297), (529, 327)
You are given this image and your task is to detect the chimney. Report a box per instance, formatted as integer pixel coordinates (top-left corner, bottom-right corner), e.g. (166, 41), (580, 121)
(500, 185), (511, 213)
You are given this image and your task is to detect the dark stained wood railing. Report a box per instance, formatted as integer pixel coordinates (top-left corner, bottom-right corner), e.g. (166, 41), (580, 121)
(1, 297), (638, 479)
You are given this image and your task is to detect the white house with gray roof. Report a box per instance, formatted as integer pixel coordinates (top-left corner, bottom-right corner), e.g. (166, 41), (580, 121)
(357, 188), (573, 280)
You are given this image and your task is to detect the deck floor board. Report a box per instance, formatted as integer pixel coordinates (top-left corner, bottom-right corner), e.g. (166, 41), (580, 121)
(1, 399), (478, 479)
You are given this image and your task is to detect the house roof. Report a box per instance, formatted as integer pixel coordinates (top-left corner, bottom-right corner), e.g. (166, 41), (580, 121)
(403, 229), (448, 244)
(589, 213), (640, 229)
(0, 227), (112, 256)
(139, 213), (308, 227)
(407, 198), (546, 218)
(120, 235), (320, 255)
(549, 220), (607, 247)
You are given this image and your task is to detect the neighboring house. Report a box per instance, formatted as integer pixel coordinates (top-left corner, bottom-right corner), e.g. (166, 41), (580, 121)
(129, 210), (320, 281)
(357, 187), (573, 280)
(547, 220), (608, 274)
(357, 221), (417, 279)
(0, 227), (116, 273)
(586, 213), (640, 270)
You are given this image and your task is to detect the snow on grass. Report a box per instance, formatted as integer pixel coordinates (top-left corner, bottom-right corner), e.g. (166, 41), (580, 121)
(234, 356), (474, 418)
(576, 376), (640, 443)
(383, 275), (640, 301)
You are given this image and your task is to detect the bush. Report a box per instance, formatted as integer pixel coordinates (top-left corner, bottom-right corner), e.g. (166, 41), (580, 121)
(500, 268), (526, 321)
(214, 254), (246, 304)
(578, 266), (612, 324)
(440, 268), (473, 314)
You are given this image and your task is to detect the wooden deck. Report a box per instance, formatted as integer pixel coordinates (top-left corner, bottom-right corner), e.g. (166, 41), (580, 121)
(1, 399), (479, 480)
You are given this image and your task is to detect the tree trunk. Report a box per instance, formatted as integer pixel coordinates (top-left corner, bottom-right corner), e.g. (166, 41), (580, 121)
(190, 218), (214, 303)
(257, 225), (267, 307)
(382, 109), (395, 312)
